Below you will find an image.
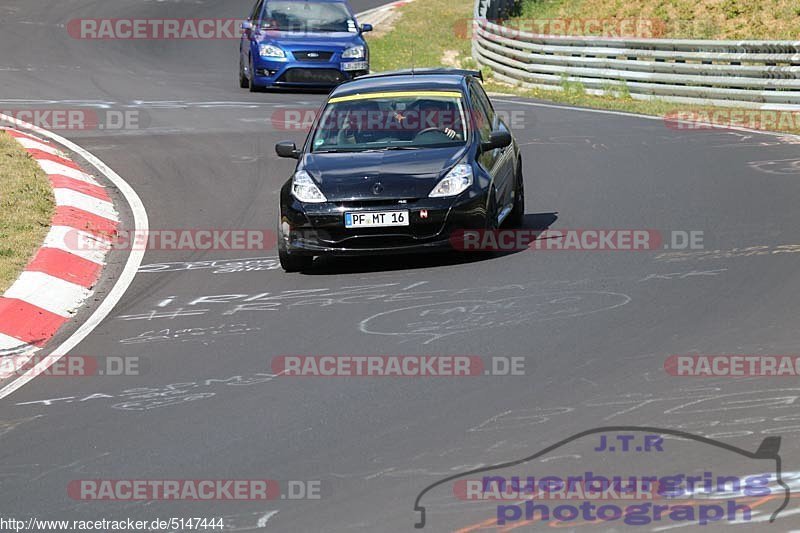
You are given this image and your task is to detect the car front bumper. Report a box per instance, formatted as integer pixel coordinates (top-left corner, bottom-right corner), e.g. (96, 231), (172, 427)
(253, 57), (369, 87)
(278, 183), (490, 256)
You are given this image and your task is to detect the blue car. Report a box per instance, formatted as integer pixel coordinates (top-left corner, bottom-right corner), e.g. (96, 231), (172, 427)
(239, 0), (372, 90)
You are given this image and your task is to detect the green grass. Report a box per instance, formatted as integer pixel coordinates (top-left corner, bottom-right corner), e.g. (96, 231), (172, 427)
(365, 0), (800, 136)
(516, 0), (800, 39)
(366, 0), (473, 72)
(0, 131), (55, 293)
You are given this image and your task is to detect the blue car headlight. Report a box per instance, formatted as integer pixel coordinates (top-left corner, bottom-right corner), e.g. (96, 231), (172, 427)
(429, 164), (473, 197)
(259, 44), (285, 58)
(342, 45), (365, 59)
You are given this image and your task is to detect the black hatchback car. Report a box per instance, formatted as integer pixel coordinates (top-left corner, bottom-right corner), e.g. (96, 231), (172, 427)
(275, 68), (524, 272)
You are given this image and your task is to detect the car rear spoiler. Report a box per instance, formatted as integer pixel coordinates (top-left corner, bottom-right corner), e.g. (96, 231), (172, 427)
(358, 68), (483, 81)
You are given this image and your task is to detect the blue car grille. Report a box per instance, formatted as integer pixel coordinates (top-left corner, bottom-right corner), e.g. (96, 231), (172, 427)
(279, 68), (345, 84)
(294, 51), (334, 62)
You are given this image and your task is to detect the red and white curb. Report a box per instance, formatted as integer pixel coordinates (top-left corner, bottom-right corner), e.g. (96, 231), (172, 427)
(0, 127), (118, 376)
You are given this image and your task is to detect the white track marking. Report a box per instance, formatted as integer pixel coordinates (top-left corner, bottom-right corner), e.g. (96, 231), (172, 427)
(15, 137), (63, 155)
(4, 272), (90, 317)
(0, 112), (149, 400)
(52, 188), (117, 220)
(35, 159), (100, 184)
(42, 225), (111, 264)
(0, 333), (37, 352)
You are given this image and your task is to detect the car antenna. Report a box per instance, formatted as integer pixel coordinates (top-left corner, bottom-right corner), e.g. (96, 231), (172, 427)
(411, 47), (415, 75)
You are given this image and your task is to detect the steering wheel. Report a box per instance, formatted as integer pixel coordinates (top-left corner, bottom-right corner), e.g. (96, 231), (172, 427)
(414, 127), (452, 141)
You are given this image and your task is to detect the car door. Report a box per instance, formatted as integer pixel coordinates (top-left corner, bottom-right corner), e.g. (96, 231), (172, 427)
(469, 81), (514, 221)
(472, 80), (515, 212)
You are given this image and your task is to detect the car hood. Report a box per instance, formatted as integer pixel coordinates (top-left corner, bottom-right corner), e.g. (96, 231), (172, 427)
(258, 31), (362, 50)
(302, 147), (466, 201)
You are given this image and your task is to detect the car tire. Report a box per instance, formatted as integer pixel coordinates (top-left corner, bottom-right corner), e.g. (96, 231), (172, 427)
(507, 159), (525, 228)
(279, 248), (313, 272)
(239, 58), (249, 89)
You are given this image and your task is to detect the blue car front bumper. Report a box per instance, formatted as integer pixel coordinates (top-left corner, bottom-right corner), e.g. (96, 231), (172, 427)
(252, 56), (369, 87)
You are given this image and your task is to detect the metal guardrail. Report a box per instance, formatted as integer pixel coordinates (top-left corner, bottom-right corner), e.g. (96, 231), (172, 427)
(472, 0), (800, 109)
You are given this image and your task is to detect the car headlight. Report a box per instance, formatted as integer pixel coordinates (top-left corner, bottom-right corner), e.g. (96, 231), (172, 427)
(291, 170), (327, 203)
(342, 46), (365, 59)
(429, 164), (473, 197)
(259, 44), (285, 58)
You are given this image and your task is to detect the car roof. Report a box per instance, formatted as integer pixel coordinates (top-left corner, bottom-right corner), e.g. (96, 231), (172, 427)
(330, 70), (477, 99)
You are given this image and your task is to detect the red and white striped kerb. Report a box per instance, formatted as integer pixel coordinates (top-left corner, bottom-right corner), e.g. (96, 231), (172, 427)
(0, 128), (118, 375)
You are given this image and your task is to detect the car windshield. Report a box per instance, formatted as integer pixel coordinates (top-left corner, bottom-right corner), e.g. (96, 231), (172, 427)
(260, 0), (356, 33)
(310, 91), (469, 152)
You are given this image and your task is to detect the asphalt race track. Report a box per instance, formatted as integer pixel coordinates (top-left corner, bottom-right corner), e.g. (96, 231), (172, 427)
(3, 0), (800, 531)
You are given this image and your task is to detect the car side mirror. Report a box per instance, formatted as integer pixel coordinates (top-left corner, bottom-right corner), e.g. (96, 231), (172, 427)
(276, 141), (300, 159)
(480, 130), (512, 152)
(360, 23), (373, 32)
(241, 21), (252, 31)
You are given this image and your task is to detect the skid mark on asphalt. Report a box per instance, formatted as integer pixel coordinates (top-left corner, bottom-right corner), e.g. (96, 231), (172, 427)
(113, 282), (531, 321)
(638, 268), (727, 281)
(358, 291), (632, 344)
(12, 371), (285, 411)
(326, 390), (800, 488)
(113, 279), (630, 320)
(706, 131), (800, 147)
(137, 256), (280, 274)
(0, 415), (42, 437)
(657, 244), (800, 262)
(29, 452), (112, 482)
(748, 157), (800, 175)
(118, 323), (261, 344)
(110, 272), (728, 347)
(116, 307), (211, 321)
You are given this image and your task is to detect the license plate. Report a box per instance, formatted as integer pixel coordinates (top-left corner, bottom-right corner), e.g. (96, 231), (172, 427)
(345, 210), (409, 228)
(342, 61), (368, 71)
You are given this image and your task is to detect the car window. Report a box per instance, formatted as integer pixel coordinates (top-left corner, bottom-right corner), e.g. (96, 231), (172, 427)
(468, 84), (492, 142)
(310, 91), (468, 152)
(470, 80), (496, 122)
(260, 0), (355, 32)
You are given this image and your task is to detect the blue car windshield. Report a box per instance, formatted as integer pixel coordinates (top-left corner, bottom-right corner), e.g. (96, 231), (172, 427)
(260, 1), (356, 33)
(311, 91), (470, 152)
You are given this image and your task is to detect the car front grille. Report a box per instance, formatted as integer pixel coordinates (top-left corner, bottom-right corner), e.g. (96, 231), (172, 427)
(305, 213), (445, 243)
(279, 68), (345, 84)
(294, 51), (334, 62)
(334, 199), (420, 209)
